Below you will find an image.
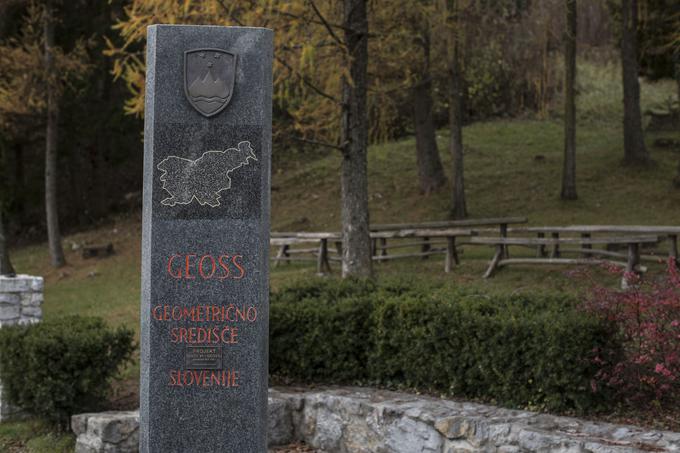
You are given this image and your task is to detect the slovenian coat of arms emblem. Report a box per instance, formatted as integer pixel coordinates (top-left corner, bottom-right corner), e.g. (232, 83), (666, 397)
(184, 48), (236, 117)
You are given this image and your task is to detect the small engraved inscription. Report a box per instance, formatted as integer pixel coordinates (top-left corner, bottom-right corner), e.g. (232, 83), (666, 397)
(185, 345), (222, 370)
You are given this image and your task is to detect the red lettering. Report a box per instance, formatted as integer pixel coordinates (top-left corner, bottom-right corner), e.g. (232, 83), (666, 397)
(152, 305), (163, 321)
(167, 254), (182, 279)
(199, 255), (216, 279)
(218, 255), (231, 279)
(185, 254), (197, 279)
(232, 255), (245, 279)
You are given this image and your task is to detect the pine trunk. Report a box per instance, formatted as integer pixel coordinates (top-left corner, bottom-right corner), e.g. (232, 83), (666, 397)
(44, 3), (66, 267)
(414, 79), (447, 195)
(340, 0), (372, 278)
(447, 2), (467, 219)
(0, 210), (14, 276)
(414, 29), (446, 195)
(621, 0), (650, 165)
(13, 143), (25, 222)
(561, 0), (578, 200)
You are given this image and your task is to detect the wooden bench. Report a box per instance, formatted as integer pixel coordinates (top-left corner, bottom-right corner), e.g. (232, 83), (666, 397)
(470, 236), (660, 279)
(512, 226), (680, 264)
(370, 228), (474, 272)
(370, 217), (527, 259)
(271, 229), (474, 275)
(271, 233), (341, 275)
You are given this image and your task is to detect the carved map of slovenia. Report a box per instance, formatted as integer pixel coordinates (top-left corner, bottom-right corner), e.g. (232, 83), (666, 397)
(157, 141), (257, 207)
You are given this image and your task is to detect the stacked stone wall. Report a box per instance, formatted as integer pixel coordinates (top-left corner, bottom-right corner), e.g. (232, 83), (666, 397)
(0, 274), (44, 420)
(73, 387), (680, 453)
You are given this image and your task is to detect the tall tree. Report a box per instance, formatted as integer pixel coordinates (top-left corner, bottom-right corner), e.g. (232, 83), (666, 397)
(0, 209), (14, 276)
(442, 0), (467, 219)
(620, 0), (650, 165)
(43, 0), (65, 267)
(0, 2), (88, 265)
(0, 143), (14, 275)
(340, 0), (372, 277)
(561, 0), (577, 200)
(368, 0), (447, 194)
(413, 22), (447, 195)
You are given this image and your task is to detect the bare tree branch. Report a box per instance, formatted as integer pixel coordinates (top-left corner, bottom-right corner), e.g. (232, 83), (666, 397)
(216, 0), (341, 104)
(270, 6), (355, 34)
(286, 135), (346, 151)
(308, 0), (344, 47)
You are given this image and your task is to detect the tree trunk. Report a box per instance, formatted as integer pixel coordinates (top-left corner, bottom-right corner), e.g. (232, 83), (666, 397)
(621, 0), (650, 165)
(0, 210), (15, 276)
(13, 143), (25, 222)
(340, 0), (372, 278)
(413, 30), (447, 195)
(674, 157), (680, 189)
(44, 3), (66, 267)
(446, 1), (467, 219)
(561, 0), (578, 200)
(0, 142), (15, 275)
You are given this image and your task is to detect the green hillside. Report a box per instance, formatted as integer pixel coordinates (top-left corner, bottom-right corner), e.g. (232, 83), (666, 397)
(11, 118), (680, 334)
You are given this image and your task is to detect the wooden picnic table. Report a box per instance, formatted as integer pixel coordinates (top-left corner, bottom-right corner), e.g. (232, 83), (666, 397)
(370, 217), (527, 259)
(271, 229), (474, 275)
(370, 228), (475, 272)
(370, 217), (528, 231)
(470, 236), (660, 279)
(510, 225), (680, 264)
(271, 233), (341, 275)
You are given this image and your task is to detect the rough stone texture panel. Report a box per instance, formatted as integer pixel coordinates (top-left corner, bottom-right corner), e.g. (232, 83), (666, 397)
(0, 303), (21, 320)
(269, 393), (296, 446)
(73, 387), (680, 452)
(0, 294), (20, 305)
(72, 411), (140, 453)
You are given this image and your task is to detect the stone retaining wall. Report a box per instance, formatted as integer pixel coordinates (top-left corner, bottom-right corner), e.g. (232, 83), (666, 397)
(0, 274), (43, 420)
(73, 387), (680, 452)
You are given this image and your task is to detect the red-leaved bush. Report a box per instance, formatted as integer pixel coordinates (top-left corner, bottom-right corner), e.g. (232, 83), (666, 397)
(582, 259), (680, 405)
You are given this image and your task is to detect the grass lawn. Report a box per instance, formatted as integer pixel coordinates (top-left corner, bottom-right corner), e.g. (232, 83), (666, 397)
(0, 420), (73, 453)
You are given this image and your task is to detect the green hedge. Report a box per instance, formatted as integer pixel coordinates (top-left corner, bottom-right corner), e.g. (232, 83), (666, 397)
(270, 278), (619, 413)
(0, 316), (135, 428)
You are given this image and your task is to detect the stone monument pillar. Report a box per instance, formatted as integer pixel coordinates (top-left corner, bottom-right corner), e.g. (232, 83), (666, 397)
(140, 25), (272, 452)
(0, 274), (44, 420)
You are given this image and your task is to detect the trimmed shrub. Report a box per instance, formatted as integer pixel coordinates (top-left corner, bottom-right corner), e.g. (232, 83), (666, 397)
(0, 316), (135, 429)
(270, 278), (416, 381)
(270, 279), (619, 413)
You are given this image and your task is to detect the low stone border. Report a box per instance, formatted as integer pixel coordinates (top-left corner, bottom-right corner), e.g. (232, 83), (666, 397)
(72, 411), (139, 453)
(0, 274), (43, 421)
(73, 387), (680, 452)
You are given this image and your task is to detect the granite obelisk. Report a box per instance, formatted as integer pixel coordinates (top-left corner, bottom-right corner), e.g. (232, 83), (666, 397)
(141, 25), (272, 452)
